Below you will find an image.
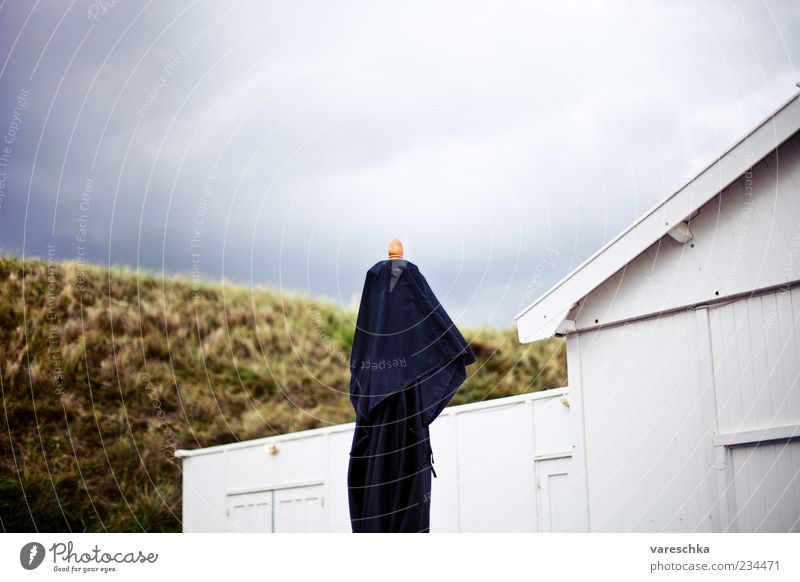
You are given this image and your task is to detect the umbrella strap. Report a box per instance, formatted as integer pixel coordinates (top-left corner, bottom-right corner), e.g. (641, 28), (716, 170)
(426, 440), (437, 478)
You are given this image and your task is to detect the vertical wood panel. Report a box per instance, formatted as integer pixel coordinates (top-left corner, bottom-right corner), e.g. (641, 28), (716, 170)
(709, 287), (800, 433)
(730, 440), (800, 532)
(578, 309), (716, 532)
(455, 403), (536, 531)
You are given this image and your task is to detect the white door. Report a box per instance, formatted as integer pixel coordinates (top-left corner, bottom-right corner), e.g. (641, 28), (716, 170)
(728, 440), (800, 532)
(536, 456), (573, 533)
(227, 491), (273, 532)
(274, 485), (327, 532)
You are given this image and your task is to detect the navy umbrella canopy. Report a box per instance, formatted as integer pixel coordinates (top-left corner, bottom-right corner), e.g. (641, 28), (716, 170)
(347, 242), (476, 533)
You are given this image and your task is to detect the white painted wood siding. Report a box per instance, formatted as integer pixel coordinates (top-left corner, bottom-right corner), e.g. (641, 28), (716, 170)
(570, 284), (800, 532)
(570, 309), (720, 532)
(728, 440), (800, 532)
(178, 388), (574, 532)
(571, 130), (800, 331)
(708, 285), (800, 435)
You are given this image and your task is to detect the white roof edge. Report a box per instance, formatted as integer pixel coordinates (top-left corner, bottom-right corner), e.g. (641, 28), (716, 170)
(515, 90), (800, 343)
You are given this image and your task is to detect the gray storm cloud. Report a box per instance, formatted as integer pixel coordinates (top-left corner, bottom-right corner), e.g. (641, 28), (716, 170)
(0, 0), (798, 326)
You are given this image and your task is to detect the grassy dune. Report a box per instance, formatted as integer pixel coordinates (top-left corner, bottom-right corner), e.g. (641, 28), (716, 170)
(0, 255), (565, 532)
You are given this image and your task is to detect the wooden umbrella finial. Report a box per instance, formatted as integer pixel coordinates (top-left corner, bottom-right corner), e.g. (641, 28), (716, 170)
(387, 239), (404, 259)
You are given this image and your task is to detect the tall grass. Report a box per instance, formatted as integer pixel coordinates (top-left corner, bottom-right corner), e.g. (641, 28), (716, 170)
(0, 255), (565, 531)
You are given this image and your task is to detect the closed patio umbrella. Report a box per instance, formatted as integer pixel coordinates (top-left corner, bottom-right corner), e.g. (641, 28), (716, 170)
(347, 240), (476, 533)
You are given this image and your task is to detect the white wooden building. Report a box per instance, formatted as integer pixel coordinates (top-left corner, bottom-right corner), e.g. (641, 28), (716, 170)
(515, 91), (800, 532)
(177, 92), (800, 533)
(176, 388), (576, 532)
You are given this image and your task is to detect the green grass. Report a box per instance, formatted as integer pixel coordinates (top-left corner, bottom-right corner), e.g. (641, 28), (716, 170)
(0, 255), (565, 531)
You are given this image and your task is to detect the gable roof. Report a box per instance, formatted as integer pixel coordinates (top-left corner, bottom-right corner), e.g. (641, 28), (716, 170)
(515, 91), (800, 344)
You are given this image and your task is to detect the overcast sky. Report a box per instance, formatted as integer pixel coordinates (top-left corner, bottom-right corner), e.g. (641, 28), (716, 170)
(0, 0), (798, 328)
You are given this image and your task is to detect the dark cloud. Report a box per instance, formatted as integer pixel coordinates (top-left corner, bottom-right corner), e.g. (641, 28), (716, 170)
(1, 0), (798, 327)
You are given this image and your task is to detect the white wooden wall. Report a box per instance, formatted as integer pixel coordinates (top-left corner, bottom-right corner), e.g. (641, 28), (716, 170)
(707, 285), (800, 532)
(562, 127), (800, 532)
(567, 308), (719, 532)
(708, 285), (800, 435)
(728, 440), (800, 532)
(567, 284), (800, 532)
(177, 388), (577, 533)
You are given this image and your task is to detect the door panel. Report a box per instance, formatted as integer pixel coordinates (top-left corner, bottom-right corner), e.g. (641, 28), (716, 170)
(227, 491), (273, 533)
(729, 440), (800, 532)
(537, 457), (572, 533)
(274, 485), (327, 532)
